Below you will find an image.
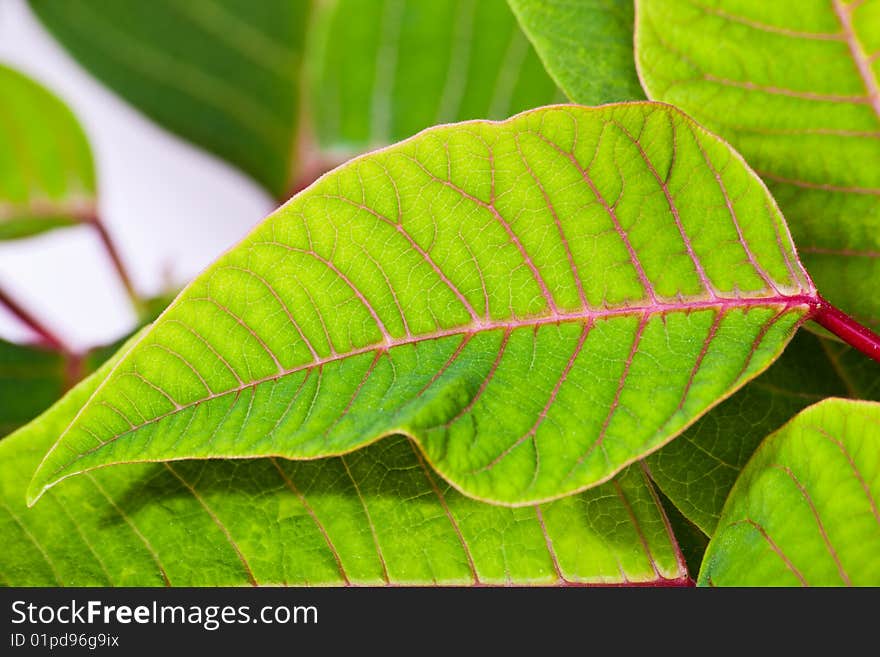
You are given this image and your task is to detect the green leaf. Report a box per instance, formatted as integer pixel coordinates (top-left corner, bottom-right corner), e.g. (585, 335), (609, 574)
(0, 296), (174, 439)
(0, 339), (69, 438)
(0, 64), (95, 240)
(27, 103), (815, 507)
(29, 0), (309, 197)
(507, 0), (643, 104)
(635, 0), (880, 328)
(699, 398), (880, 586)
(648, 330), (880, 535)
(1, 344), (687, 586)
(311, 0), (562, 151)
(654, 485), (709, 577)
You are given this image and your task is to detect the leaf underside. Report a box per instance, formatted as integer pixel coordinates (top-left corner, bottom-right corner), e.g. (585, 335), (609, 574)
(636, 0), (880, 328)
(700, 398), (880, 586)
(0, 64), (95, 240)
(312, 0), (563, 152)
(648, 329), (880, 535)
(29, 103), (814, 507)
(1, 352), (686, 586)
(28, 0), (308, 196)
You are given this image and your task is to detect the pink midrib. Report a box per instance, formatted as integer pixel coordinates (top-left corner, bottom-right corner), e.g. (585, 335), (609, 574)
(58, 292), (817, 463)
(833, 0), (880, 120)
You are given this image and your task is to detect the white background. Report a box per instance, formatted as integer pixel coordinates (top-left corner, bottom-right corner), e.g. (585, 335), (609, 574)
(0, 0), (274, 352)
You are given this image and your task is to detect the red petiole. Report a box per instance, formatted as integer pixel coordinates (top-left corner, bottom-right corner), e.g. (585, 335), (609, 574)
(810, 296), (880, 364)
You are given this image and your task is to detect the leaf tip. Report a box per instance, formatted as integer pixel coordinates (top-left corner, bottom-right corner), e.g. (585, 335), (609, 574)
(25, 469), (56, 508)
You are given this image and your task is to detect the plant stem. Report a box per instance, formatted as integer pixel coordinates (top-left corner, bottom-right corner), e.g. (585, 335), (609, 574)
(0, 285), (71, 354)
(811, 296), (880, 364)
(85, 213), (143, 316)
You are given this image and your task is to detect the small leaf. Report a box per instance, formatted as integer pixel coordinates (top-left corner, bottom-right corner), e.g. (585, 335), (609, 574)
(312, 0), (562, 151)
(648, 330), (880, 534)
(636, 0), (880, 328)
(29, 0), (309, 196)
(507, 0), (643, 104)
(1, 348), (687, 586)
(0, 64), (95, 240)
(700, 398), (880, 586)
(28, 103), (815, 506)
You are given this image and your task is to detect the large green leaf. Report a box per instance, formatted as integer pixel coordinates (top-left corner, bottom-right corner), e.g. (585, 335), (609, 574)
(1, 344), (687, 586)
(648, 330), (880, 534)
(29, 0), (309, 197)
(0, 64), (95, 240)
(311, 0), (562, 151)
(507, 0), (643, 105)
(636, 0), (880, 328)
(700, 398), (880, 586)
(27, 103), (815, 507)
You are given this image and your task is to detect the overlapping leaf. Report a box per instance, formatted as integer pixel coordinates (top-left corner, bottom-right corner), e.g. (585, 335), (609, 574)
(648, 330), (880, 534)
(311, 0), (562, 151)
(507, 0), (642, 105)
(700, 399), (880, 586)
(636, 0), (880, 328)
(0, 65), (95, 240)
(28, 103), (816, 507)
(1, 344), (687, 586)
(29, 0), (309, 196)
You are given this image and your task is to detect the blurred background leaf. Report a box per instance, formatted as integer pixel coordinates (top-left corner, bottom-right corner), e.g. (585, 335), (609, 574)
(508, 0), (642, 105)
(310, 0), (563, 152)
(29, 0), (310, 198)
(0, 64), (95, 240)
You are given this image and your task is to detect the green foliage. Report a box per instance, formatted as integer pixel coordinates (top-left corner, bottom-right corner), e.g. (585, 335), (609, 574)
(28, 103), (814, 508)
(0, 64), (95, 240)
(0, 339), (68, 438)
(648, 330), (880, 534)
(508, 0), (643, 105)
(3, 0), (878, 588)
(700, 398), (880, 586)
(0, 343), (686, 586)
(29, 0), (309, 197)
(311, 0), (562, 151)
(636, 0), (880, 328)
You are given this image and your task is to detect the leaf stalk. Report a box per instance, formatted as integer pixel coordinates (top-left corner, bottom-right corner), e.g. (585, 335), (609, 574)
(811, 296), (880, 364)
(84, 212), (144, 318)
(0, 285), (71, 354)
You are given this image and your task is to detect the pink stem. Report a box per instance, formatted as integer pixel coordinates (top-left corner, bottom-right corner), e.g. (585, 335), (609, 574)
(0, 286), (71, 354)
(811, 296), (880, 364)
(84, 213), (142, 314)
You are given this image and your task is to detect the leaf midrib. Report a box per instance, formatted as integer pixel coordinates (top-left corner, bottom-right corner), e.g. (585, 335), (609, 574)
(42, 293), (816, 486)
(833, 0), (880, 122)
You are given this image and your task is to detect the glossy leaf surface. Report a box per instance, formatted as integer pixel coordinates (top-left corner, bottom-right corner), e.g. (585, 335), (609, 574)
(28, 104), (814, 507)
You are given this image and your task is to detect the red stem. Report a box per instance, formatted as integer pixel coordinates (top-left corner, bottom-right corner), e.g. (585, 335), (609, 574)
(0, 286), (70, 354)
(811, 296), (880, 364)
(85, 213), (142, 314)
